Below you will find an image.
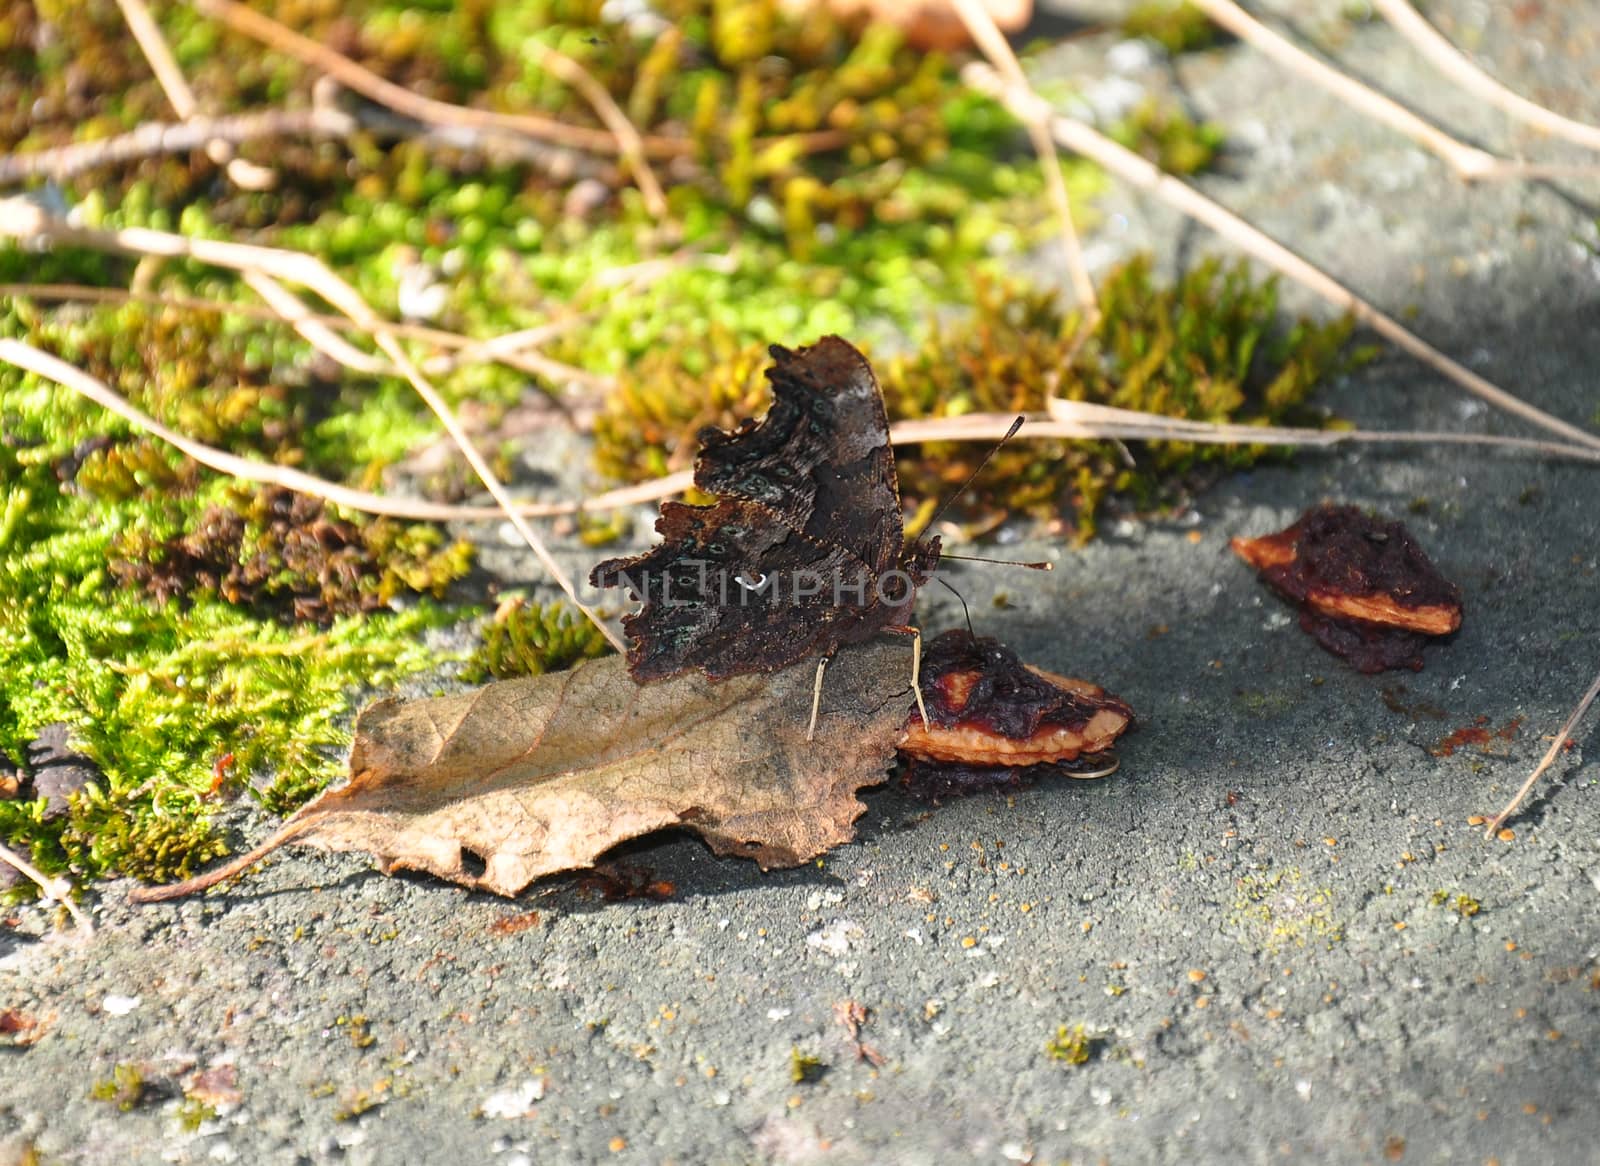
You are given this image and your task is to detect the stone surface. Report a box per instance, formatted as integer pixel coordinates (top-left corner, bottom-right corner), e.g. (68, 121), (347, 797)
(3, 2), (1599, 1162)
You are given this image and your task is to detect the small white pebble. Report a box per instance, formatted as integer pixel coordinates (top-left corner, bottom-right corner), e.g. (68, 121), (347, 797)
(806, 918), (859, 958)
(103, 994), (141, 1016)
(1106, 37), (1158, 72)
(804, 889), (844, 912)
(481, 1078), (545, 1120)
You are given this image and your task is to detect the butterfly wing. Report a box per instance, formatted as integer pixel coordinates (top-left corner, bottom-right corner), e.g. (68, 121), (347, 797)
(591, 498), (876, 681)
(591, 336), (935, 683)
(694, 336), (906, 576)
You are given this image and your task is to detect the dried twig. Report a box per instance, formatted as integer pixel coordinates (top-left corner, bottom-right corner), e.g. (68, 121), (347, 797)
(950, 0), (1097, 318)
(0, 108), (353, 186)
(241, 269), (390, 376)
(0, 840), (93, 934)
(0, 281), (608, 391)
(961, 62), (1600, 452)
(6, 337), (686, 523)
(115, 0), (275, 189)
(0, 101), (620, 188)
(0, 196), (623, 651)
(1483, 669), (1600, 838)
(192, 0), (845, 166)
(7, 335), (1595, 531)
(1189, 0), (1599, 181)
(522, 39), (667, 218)
(194, 0), (691, 161)
(1372, 0), (1600, 153)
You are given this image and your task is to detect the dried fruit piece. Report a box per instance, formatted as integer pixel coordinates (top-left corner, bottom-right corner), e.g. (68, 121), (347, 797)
(1231, 504), (1463, 673)
(898, 630), (1134, 799)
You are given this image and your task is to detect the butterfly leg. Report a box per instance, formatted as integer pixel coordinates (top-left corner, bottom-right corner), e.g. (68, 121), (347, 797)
(883, 625), (931, 729)
(806, 648), (839, 742)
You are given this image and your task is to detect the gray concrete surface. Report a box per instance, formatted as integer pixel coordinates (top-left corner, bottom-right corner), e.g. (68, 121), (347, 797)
(4, 2), (1599, 1162)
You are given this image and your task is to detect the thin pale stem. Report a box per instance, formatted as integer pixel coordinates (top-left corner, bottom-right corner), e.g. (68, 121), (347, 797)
(1188, 0), (1598, 181)
(0, 841), (93, 934)
(1372, 0), (1600, 153)
(192, 0), (847, 166)
(522, 39), (667, 218)
(116, 0), (274, 188)
(241, 270), (390, 375)
(0, 108), (351, 185)
(5, 337), (1597, 529)
(1483, 668), (1600, 838)
(960, 63), (1600, 452)
(0, 198), (623, 651)
(192, 0), (683, 159)
(0, 334), (685, 515)
(0, 282), (608, 389)
(950, 0), (1098, 316)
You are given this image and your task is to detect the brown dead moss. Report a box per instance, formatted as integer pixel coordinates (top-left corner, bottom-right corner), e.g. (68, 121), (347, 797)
(109, 485), (472, 626)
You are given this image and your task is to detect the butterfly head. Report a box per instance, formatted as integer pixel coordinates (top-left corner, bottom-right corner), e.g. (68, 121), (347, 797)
(901, 534), (942, 586)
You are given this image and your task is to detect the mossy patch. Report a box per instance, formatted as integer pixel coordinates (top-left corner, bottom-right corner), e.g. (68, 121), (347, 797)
(89, 1063), (158, 1112)
(1230, 867), (1342, 950)
(591, 256), (1362, 541)
(1108, 99), (1226, 176)
(1428, 889), (1482, 918)
(884, 255), (1360, 540)
(2, 0), (1079, 895)
(461, 597), (613, 683)
(1122, 2), (1222, 55)
(1046, 1023), (1101, 1065)
(0, 294), (472, 892)
(789, 1047), (826, 1084)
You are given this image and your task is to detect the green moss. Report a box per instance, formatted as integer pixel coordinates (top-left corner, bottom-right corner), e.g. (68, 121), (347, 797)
(461, 597), (614, 682)
(1231, 868), (1342, 950)
(593, 329), (773, 484)
(0, 321), (472, 890)
(4, 0), (1096, 377)
(0, 2), (1355, 900)
(882, 256), (1363, 540)
(339, 1013), (378, 1049)
(89, 1063), (154, 1112)
(1122, 2), (1220, 54)
(1235, 688), (1298, 718)
(1046, 1023), (1098, 1065)
(1108, 100), (1226, 176)
(789, 1047), (826, 1084)
(176, 1097), (218, 1132)
(333, 1079), (391, 1121)
(1428, 889), (1482, 917)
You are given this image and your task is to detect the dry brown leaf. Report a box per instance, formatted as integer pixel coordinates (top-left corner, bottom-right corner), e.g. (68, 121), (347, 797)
(130, 640), (915, 901)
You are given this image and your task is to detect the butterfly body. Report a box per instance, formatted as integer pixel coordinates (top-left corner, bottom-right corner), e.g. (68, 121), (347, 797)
(592, 336), (939, 683)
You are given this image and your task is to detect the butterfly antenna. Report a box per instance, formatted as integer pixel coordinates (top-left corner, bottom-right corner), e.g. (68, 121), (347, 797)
(917, 415), (1025, 540)
(942, 552), (1053, 571)
(935, 575), (975, 639)
(914, 416), (1051, 571)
